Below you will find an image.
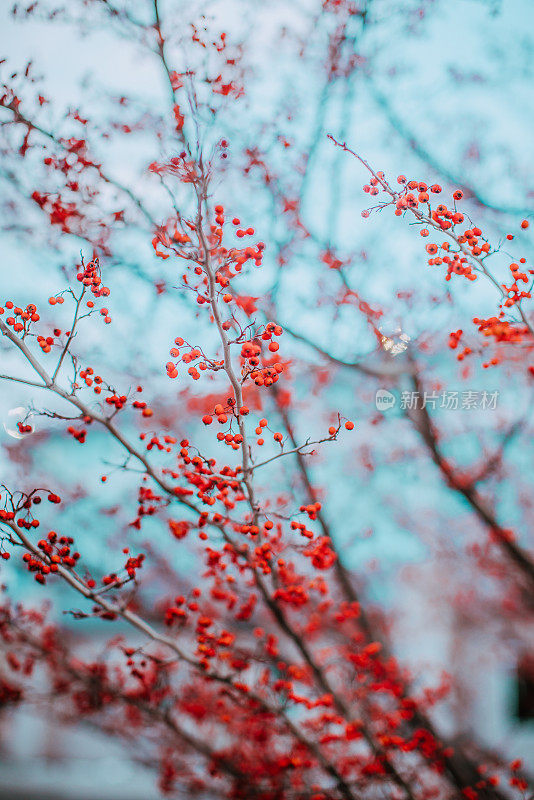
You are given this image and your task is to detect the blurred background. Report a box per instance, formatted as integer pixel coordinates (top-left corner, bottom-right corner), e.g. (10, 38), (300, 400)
(0, 0), (533, 796)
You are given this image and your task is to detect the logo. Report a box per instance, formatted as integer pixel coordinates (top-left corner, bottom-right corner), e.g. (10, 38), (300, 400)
(375, 389), (396, 411)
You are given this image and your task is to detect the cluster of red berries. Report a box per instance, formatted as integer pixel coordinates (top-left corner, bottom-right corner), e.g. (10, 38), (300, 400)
(250, 358), (283, 389)
(0, 493), (62, 556)
(273, 584), (309, 607)
(214, 206), (257, 242)
(166, 338), (212, 381)
(363, 175), (443, 210)
(168, 519), (190, 540)
(448, 330), (463, 350)
(473, 316), (528, 344)
(502, 259), (532, 308)
(300, 501), (322, 520)
(290, 519), (315, 539)
(448, 329), (472, 361)
(37, 332), (56, 353)
(141, 433), (177, 453)
(237, 323), (285, 389)
(124, 552), (145, 581)
(304, 537), (337, 570)
(46, 295), (65, 306)
(427, 243), (477, 282)
(395, 178), (443, 207)
(0, 301), (40, 333)
(164, 589), (201, 628)
(176, 449), (243, 509)
(253, 417), (269, 446)
(22, 552), (51, 583)
(67, 424), (87, 443)
(362, 175), (489, 280)
(165, 602), (187, 626)
(74, 258), (111, 321)
(79, 367), (105, 393)
(105, 392), (127, 410)
(22, 529), (79, 585)
(240, 519), (274, 537)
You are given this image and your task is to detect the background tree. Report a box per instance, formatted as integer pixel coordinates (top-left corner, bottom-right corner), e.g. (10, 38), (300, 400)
(0, 1), (532, 798)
